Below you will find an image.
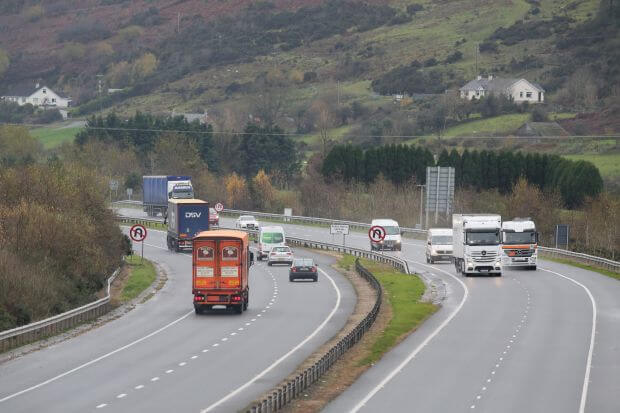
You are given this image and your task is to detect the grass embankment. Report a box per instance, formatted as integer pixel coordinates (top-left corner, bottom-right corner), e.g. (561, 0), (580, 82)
(338, 255), (437, 365)
(544, 256), (620, 281)
(121, 255), (157, 302)
(563, 153), (620, 182)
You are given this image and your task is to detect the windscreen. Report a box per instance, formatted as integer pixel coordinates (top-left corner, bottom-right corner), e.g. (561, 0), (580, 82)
(261, 232), (284, 244)
(384, 226), (400, 235)
(466, 231), (500, 246)
(241, 216), (253, 221)
(172, 185), (193, 199)
(432, 236), (453, 244)
(504, 232), (536, 244)
(293, 259), (313, 267)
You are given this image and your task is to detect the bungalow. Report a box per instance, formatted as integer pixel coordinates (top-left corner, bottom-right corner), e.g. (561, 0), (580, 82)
(1, 82), (72, 108)
(459, 75), (544, 103)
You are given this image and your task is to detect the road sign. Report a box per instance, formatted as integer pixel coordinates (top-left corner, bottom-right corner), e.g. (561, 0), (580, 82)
(126, 188), (133, 199)
(368, 225), (386, 242)
(425, 166), (455, 227)
(214, 202), (224, 212)
(555, 224), (569, 248)
(130, 224), (147, 242)
(330, 224), (350, 235)
(109, 179), (119, 191)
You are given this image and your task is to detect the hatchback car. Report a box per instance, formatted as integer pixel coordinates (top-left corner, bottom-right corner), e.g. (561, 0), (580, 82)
(289, 258), (318, 282)
(267, 246), (293, 266)
(209, 208), (220, 228)
(236, 215), (259, 230)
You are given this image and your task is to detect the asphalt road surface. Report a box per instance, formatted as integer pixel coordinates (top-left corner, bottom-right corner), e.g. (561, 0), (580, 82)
(0, 225), (355, 412)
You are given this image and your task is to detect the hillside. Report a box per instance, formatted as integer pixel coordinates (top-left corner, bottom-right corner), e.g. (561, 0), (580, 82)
(1, 0), (618, 149)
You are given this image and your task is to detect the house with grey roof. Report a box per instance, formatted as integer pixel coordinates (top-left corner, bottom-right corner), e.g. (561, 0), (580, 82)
(460, 75), (544, 103)
(1, 82), (72, 108)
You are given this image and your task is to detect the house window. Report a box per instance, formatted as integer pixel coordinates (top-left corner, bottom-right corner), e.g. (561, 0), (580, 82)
(526, 92), (532, 98)
(33, 98), (38, 104)
(42, 89), (47, 94)
(52, 98), (56, 103)
(520, 91), (523, 98)
(476, 91), (480, 96)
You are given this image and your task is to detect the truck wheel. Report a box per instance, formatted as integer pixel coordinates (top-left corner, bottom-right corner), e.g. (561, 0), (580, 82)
(174, 241), (180, 253)
(289, 276), (294, 282)
(531, 265), (537, 271)
(268, 261), (272, 266)
(243, 299), (248, 311)
(313, 276), (318, 282)
(429, 257), (434, 264)
(234, 305), (243, 314)
(194, 306), (202, 315)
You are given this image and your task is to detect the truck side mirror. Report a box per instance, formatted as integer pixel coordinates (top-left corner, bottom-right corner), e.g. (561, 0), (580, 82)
(249, 251), (254, 266)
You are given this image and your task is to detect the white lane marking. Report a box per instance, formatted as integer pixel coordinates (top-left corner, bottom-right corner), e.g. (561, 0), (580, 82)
(221, 338), (228, 342)
(96, 404), (107, 409)
(166, 370), (174, 374)
(191, 355), (198, 359)
(117, 393), (127, 399)
(350, 261), (469, 412)
(540, 267), (597, 413)
(212, 343), (219, 347)
(201, 267), (342, 412)
(0, 310), (194, 403)
(135, 385), (144, 390)
(202, 349), (209, 353)
(179, 362), (187, 366)
(151, 377), (159, 382)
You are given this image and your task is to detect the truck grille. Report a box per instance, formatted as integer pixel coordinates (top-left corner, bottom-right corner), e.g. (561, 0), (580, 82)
(471, 250), (498, 262)
(506, 249), (533, 257)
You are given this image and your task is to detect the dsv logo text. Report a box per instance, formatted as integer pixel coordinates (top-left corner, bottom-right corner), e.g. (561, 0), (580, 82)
(185, 212), (202, 218)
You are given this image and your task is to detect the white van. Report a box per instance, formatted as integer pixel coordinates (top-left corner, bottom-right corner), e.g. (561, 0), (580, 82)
(257, 226), (286, 260)
(370, 219), (402, 251)
(426, 228), (453, 264)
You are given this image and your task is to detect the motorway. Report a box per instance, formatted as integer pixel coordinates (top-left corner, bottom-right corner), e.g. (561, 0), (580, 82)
(0, 220), (355, 412)
(1, 206), (618, 413)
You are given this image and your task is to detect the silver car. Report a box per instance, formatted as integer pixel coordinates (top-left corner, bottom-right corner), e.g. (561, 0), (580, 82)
(267, 246), (293, 266)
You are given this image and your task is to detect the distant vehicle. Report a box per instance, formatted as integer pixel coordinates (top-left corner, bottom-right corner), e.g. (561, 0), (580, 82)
(370, 219), (402, 251)
(236, 215), (259, 230)
(290, 258), (318, 282)
(501, 218), (538, 270)
(192, 230), (252, 314)
(268, 246), (293, 266)
(453, 214), (502, 277)
(426, 228), (453, 263)
(166, 199), (209, 252)
(257, 226), (286, 260)
(209, 208), (220, 228)
(143, 175), (194, 217)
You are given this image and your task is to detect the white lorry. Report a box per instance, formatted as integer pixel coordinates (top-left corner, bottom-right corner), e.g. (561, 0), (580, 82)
(453, 214), (502, 276)
(426, 228), (453, 264)
(501, 218), (538, 270)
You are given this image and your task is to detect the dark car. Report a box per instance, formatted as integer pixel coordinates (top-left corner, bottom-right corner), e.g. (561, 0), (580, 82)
(289, 258), (318, 282)
(209, 208), (219, 227)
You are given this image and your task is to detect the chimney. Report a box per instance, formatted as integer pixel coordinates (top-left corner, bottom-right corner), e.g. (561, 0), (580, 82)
(488, 75), (493, 80)
(476, 75), (482, 80)
(35, 82), (40, 89)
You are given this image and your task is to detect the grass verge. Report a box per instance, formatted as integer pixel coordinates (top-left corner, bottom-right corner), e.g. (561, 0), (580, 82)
(121, 255), (157, 302)
(349, 257), (437, 366)
(544, 256), (620, 281)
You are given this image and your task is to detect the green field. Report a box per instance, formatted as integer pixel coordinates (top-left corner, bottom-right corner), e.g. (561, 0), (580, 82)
(31, 125), (82, 149)
(563, 153), (620, 181)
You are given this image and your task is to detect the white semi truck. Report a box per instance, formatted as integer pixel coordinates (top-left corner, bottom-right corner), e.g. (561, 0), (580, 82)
(453, 214), (503, 276)
(501, 218), (538, 270)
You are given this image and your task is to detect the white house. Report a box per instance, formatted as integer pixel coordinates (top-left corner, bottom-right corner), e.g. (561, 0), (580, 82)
(459, 75), (544, 103)
(1, 82), (72, 108)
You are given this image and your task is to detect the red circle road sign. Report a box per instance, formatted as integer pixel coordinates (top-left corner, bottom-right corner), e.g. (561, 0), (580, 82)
(214, 202), (224, 212)
(368, 225), (386, 242)
(130, 224), (147, 242)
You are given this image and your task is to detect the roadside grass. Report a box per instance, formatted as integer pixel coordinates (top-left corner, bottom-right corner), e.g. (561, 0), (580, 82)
(121, 255), (157, 302)
(441, 113), (530, 138)
(30, 126), (82, 149)
(350, 257), (437, 366)
(544, 256), (620, 281)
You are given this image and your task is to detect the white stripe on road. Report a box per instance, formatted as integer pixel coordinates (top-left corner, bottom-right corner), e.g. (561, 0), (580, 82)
(200, 267), (342, 412)
(350, 260), (469, 412)
(0, 310), (193, 403)
(539, 267), (597, 413)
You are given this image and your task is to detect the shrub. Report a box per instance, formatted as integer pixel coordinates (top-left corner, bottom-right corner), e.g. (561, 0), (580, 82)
(58, 21), (111, 43)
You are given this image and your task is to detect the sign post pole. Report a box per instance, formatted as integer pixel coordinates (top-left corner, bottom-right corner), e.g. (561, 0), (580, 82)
(130, 224), (148, 264)
(330, 224), (350, 248)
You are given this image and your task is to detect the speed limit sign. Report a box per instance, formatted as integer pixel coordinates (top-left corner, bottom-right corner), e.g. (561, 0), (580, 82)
(214, 202), (224, 212)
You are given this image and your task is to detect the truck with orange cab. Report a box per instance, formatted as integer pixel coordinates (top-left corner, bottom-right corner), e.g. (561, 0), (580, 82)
(501, 218), (539, 270)
(192, 230), (253, 314)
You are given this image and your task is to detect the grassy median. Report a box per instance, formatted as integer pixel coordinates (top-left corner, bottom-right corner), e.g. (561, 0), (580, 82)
(339, 255), (437, 366)
(121, 255), (157, 302)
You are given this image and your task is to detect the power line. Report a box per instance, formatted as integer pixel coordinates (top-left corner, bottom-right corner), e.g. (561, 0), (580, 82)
(3, 122), (619, 140)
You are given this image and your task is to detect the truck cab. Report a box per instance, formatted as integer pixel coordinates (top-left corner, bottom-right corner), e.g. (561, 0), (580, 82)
(426, 228), (453, 263)
(501, 218), (538, 270)
(370, 219), (402, 251)
(192, 230), (252, 314)
(453, 214), (502, 276)
(257, 226), (286, 260)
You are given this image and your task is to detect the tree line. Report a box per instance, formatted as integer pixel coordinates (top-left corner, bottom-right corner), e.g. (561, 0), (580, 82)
(322, 144), (603, 208)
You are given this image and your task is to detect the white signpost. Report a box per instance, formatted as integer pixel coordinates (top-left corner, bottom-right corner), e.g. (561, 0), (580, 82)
(330, 224), (350, 246)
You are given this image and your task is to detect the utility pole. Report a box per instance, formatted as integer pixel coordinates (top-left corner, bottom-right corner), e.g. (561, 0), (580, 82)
(474, 43), (479, 77)
(417, 184), (425, 229)
(96, 74), (104, 113)
(177, 12), (181, 33)
(337, 81), (340, 106)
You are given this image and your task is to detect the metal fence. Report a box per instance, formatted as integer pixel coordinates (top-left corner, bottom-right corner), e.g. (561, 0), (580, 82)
(0, 268), (120, 353)
(111, 200), (620, 273)
(244, 258), (384, 413)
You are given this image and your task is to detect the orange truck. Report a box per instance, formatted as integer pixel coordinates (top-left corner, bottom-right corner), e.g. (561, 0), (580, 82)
(192, 230), (253, 314)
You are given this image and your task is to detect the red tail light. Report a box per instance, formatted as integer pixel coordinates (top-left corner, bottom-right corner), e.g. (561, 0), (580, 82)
(232, 295), (242, 302)
(291, 267), (297, 271)
(194, 295), (204, 302)
(312, 267), (317, 272)
(286, 253), (292, 255)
